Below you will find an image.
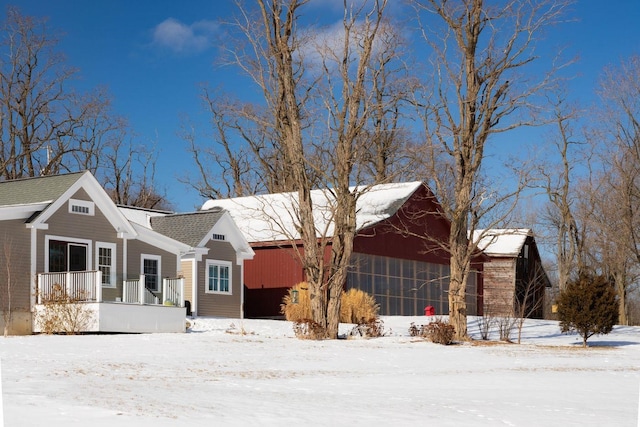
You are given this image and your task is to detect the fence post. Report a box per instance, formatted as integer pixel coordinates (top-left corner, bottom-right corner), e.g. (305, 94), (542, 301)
(66, 271), (72, 298)
(96, 271), (102, 302)
(138, 274), (145, 304)
(162, 278), (167, 304)
(37, 274), (42, 304)
(179, 278), (184, 308)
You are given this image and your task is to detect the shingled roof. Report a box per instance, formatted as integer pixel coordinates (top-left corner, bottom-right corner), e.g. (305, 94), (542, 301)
(0, 172), (85, 206)
(149, 209), (226, 247)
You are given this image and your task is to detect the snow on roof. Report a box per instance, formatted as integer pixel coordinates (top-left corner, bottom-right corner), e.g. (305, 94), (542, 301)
(473, 229), (532, 257)
(201, 182), (423, 243)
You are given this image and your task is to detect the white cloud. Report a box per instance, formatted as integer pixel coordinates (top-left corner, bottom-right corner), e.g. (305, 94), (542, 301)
(152, 18), (219, 54)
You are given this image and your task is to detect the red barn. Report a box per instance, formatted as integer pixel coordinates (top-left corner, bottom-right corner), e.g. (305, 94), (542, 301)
(203, 182), (484, 318)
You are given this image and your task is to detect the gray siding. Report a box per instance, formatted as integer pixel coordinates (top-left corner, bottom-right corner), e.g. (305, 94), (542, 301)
(0, 219), (33, 333)
(127, 239), (179, 302)
(39, 188), (124, 301)
(196, 240), (241, 317)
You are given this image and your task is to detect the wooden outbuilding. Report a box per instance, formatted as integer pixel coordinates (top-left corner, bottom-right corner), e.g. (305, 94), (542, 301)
(475, 229), (550, 319)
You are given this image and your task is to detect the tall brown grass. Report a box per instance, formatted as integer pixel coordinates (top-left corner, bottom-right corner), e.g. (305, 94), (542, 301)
(281, 284), (379, 324)
(340, 288), (380, 323)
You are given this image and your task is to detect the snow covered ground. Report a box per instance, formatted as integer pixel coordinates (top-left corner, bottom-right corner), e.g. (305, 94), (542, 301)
(1, 316), (639, 426)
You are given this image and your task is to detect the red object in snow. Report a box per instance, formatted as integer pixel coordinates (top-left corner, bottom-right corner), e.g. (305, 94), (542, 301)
(424, 306), (435, 316)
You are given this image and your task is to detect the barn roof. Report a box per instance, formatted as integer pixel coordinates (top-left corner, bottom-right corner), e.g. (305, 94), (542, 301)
(201, 182), (424, 243)
(473, 229), (532, 257)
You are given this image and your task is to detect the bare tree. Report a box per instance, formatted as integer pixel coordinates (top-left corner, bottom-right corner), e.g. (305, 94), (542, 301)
(577, 55), (640, 325)
(535, 94), (588, 292)
(0, 7), (167, 209)
(100, 135), (171, 210)
(0, 238), (19, 336)
(411, 0), (570, 339)
(192, 0), (393, 338)
(0, 7), (88, 178)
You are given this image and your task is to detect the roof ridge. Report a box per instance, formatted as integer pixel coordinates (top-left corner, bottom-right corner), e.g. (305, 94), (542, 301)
(0, 170), (86, 185)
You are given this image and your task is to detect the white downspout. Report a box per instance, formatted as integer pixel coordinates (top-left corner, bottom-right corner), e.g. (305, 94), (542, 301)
(191, 259), (197, 317)
(239, 256), (245, 320)
(30, 228), (37, 312)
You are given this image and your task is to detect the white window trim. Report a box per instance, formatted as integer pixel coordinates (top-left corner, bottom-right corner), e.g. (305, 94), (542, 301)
(96, 242), (117, 288)
(205, 259), (232, 295)
(141, 254), (162, 292)
(68, 198), (95, 216)
(44, 235), (93, 272)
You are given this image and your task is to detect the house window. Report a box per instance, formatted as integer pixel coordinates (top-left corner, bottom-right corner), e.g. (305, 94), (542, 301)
(48, 240), (89, 272)
(206, 260), (232, 294)
(68, 199), (95, 216)
(96, 242), (116, 288)
(141, 254), (161, 292)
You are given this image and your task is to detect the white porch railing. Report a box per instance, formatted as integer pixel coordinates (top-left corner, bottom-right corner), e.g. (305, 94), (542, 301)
(122, 276), (183, 307)
(162, 277), (184, 307)
(37, 271), (103, 304)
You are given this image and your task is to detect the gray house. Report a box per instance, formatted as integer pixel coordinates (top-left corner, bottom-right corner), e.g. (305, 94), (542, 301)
(119, 207), (255, 318)
(0, 171), (191, 335)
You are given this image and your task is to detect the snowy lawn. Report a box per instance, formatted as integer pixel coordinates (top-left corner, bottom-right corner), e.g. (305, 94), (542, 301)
(1, 316), (639, 426)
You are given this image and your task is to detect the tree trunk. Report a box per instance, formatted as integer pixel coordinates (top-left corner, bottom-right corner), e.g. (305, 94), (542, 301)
(614, 272), (628, 326)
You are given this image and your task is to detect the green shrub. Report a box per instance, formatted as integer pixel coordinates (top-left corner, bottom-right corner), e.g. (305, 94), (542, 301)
(557, 272), (619, 347)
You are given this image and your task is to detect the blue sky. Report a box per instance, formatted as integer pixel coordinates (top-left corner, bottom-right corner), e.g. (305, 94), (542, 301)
(4, 0), (640, 210)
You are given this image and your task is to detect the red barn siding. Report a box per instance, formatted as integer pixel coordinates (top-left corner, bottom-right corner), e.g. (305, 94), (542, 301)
(242, 184), (487, 318)
(244, 244), (331, 318)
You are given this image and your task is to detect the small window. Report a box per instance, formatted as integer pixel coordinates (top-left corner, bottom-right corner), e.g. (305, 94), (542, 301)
(206, 260), (232, 294)
(211, 233), (225, 241)
(141, 254), (161, 292)
(68, 199), (95, 216)
(96, 242), (116, 288)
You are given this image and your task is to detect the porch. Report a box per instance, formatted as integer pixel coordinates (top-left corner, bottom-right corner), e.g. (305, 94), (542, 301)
(35, 271), (186, 333)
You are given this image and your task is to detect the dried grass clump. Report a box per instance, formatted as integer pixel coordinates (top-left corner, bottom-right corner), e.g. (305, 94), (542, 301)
(340, 288), (379, 324)
(347, 318), (387, 338)
(280, 282), (311, 321)
(409, 319), (456, 345)
(293, 319), (326, 339)
(424, 319), (456, 345)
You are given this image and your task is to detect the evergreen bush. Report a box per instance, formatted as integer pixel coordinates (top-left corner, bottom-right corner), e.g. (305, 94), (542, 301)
(556, 272), (619, 347)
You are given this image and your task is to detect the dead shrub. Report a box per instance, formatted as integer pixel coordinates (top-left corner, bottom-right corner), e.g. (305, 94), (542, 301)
(292, 319), (326, 340)
(410, 319), (455, 345)
(476, 305), (497, 340)
(37, 284), (93, 334)
(340, 288), (380, 324)
(425, 320), (455, 345)
(408, 322), (429, 338)
(347, 318), (386, 338)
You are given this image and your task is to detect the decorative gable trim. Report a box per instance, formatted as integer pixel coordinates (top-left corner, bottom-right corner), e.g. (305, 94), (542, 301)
(202, 212), (254, 264)
(28, 171), (137, 238)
